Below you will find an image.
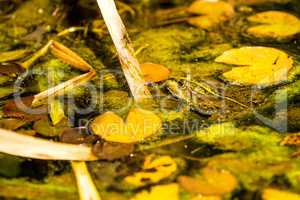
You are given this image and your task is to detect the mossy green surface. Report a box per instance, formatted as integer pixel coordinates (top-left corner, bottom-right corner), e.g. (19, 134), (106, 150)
(196, 123), (300, 192)
(133, 26), (232, 78)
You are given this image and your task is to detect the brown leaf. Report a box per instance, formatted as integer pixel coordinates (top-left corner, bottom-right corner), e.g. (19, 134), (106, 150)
(0, 118), (27, 130)
(281, 134), (300, 146)
(0, 62), (25, 77)
(3, 96), (47, 120)
(92, 142), (134, 161)
(60, 127), (98, 144)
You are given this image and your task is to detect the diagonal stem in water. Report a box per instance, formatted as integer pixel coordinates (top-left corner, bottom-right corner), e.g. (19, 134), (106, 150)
(96, 0), (152, 102)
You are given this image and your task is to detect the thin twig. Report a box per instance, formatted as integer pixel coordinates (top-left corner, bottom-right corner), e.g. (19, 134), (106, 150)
(32, 71), (96, 107)
(0, 128), (97, 161)
(96, 0), (152, 102)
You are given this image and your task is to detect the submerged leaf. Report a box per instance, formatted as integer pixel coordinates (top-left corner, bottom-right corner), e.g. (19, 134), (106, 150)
(3, 96), (47, 120)
(0, 49), (30, 62)
(60, 127), (98, 145)
(92, 142), (134, 161)
(187, 1), (235, 30)
(90, 108), (162, 143)
(215, 46), (294, 86)
(125, 154), (177, 187)
(178, 167), (238, 195)
(130, 184), (179, 200)
(33, 118), (70, 137)
(262, 188), (300, 200)
(0, 118), (27, 131)
(0, 63), (25, 77)
(247, 11), (300, 40)
(140, 63), (171, 83)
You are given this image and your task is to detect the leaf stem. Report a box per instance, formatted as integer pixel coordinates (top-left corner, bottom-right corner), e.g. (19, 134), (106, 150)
(96, 0), (152, 102)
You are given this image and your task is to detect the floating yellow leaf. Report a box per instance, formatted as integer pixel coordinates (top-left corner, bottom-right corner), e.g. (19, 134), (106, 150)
(178, 167), (238, 195)
(91, 108), (162, 143)
(215, 46), (294, 86)
(187, 1), (235, 30)
(125, 154), (177, 187)
(262, 188), (300, 200)
(192, 195), (222, 200)
(140, 63), (171, 83)
(130, 184), (179, 200)
(247, 11), (300, 40)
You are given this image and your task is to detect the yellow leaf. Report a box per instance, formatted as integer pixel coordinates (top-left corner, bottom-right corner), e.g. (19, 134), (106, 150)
(50, 98), (66, 125)
(215, 46), (294, 86)
(91, 108), (162, 143)
(140, 63), (171, 83)
(130, 184), (179, 200)
(191, 195), (222, 200)
(125, 154), (177, 187)
(247, 11), (300, 40)
(262, 188), (300, 200)
(178, 167), (238, 195)
(187, 1), (234, 30)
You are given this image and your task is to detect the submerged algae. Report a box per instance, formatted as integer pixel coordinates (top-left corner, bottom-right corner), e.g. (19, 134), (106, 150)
(133, 26), (233, 78)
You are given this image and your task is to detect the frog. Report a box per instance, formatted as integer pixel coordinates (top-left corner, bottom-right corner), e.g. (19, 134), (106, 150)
(165, 78), (248, 116)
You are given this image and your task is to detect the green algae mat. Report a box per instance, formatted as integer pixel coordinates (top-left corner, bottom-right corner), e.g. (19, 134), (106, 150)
(0, 0), (300, 199)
